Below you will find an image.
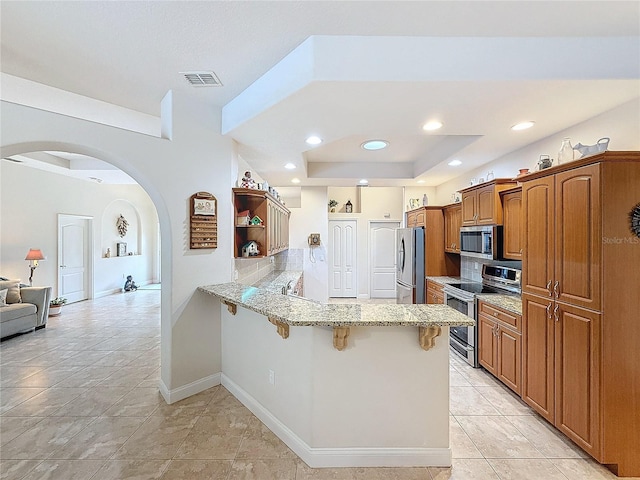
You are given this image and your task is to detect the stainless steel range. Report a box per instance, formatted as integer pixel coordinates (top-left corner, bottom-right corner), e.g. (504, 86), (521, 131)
(444, 265), (521, 367)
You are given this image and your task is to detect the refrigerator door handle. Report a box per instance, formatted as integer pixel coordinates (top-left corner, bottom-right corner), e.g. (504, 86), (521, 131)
(399, 238), (405, 272)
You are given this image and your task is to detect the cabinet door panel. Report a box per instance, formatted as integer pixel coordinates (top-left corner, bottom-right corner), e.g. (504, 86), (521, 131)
(461, 191), (477, 226)
(555, 165), (601, 311)
(522, 293), (555, 422)
(478, 314), (498, 375)
(502, 190), (522, 260)
(476, 185), (496, 225)
(522, 178), (555, 297)
(498, 326), (522, 395)
(555, 303), (601, 456)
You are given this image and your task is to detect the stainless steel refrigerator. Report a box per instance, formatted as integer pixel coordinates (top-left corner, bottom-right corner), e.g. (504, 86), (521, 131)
(396, 227), (425, 304)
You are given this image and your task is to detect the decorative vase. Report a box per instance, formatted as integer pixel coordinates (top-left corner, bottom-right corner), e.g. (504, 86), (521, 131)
(330, 207), (335, 213)
(422, 194), (428, 206)
(558, 137), (574, 165)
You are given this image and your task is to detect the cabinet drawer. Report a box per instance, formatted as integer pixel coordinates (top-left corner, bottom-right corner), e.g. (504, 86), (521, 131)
(479, 301), (521, 332)
(426, 280), (444, 294)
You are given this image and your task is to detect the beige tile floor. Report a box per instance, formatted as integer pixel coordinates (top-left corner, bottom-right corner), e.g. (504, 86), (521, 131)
(1, 291), (635, 479)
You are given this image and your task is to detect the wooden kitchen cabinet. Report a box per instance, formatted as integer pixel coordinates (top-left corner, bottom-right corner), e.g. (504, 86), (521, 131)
(500, 187), (522, 260)
(233, 188), (290, 258)
(519, 151), (640, 476)
(478, 300), (522, 395)
(443, 203), (462, 253)
(406, 207), (460, 277)
(426, 280), (444, 304)
(459, 179), (517, 226)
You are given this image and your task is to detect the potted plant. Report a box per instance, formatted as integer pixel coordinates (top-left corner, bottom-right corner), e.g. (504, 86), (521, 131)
(328, 199), (338, 213)
(49, 297), (67, 316)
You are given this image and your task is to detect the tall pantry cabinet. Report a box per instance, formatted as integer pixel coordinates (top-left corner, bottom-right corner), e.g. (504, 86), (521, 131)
(520, 151), (640, 477)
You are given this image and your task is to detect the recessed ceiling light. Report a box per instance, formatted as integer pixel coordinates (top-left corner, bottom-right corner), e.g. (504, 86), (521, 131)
(423, 121), (443, 131)
(361, 140), (388, 151)
(306, 135), (322, 145)
(511, 121), (535, 131)
(285, 163), (296, 170)
(291, 178), (301, 184)
(359, 179), (369, 185)
(417, 180), (425, 184)
(448, 159), (462, 166)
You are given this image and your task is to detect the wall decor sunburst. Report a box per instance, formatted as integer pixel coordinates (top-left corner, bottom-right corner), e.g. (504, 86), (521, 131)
(630, 203), (640, 238)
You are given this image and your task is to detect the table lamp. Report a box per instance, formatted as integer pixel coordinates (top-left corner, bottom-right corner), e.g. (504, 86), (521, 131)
(25, 248), (45, 286)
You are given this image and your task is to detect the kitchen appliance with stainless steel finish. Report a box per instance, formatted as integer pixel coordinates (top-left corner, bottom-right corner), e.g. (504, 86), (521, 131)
(444, 264), (521, 367)
(460, 225), (503, 260)
(396, 227), (425, 304)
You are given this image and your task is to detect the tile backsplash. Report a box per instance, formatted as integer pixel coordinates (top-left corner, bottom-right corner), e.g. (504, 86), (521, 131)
(461, 257), (522, 282)
(234, 249), (304, 285)
(235, 257), (274, 285)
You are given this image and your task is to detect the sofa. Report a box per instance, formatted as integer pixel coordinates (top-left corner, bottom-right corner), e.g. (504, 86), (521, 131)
(0, 279), (52, 340)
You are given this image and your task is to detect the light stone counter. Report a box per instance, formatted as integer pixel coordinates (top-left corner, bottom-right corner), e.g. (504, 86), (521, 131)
(426, 276), (463, 286)
(249, 270), (303, 294)
(198, 282), (474, 328)
(476, 293), (522, 316)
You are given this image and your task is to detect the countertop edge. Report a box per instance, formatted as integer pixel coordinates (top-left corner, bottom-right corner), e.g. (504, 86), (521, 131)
(198, 283), (474, 328)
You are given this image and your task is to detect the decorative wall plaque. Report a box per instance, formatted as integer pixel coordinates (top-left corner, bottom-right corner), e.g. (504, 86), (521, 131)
(190, 192), (218, 249)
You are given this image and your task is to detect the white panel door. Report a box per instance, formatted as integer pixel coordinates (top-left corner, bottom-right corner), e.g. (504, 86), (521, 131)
(329, 220), (357, 298)
(370, 221), (400, 298)
(58, 215), (91, 303)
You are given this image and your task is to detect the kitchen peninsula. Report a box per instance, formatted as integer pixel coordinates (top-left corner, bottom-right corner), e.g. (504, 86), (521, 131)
(199, 282), (473, 468)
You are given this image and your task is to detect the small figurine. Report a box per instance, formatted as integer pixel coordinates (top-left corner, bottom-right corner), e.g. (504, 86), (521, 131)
(241, 171), (257, 189)
(124, 275), (137, 292)
(105, 248), (111, 258)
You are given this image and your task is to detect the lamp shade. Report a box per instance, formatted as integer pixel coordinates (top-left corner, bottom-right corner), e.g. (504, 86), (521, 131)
(25, 249), (45, 261)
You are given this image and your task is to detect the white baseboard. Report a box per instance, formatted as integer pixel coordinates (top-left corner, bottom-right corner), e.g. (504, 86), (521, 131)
(159, 372), (221, 404)
(357, 293), (370, 299)
(221, 374), (451, 468)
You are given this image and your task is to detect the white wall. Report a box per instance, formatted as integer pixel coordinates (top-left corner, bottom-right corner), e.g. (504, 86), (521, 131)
(1, 92), (233, 402)
(434, 99), (640, 205)
(0, 162), (158, 297)
(221, 304), (450, 467)
(287, 187), (329, 302)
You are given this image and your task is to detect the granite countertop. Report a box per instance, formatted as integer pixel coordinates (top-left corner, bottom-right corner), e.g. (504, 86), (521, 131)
(426, 276), (463, 286)
(198, 283), (474, 328)
(250, 270), (303, 294)
(476, 293), (522, 316)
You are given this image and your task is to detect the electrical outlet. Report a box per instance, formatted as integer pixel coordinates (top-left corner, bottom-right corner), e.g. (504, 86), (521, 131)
(474, 262), (479, 270)
(268, 369), (275, 386)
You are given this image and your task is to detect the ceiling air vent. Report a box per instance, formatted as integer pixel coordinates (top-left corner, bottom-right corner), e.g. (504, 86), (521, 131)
(181, 71), (222, 87)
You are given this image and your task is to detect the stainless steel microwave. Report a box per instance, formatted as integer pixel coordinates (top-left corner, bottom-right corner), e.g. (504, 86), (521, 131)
(459, 225), (502, 260)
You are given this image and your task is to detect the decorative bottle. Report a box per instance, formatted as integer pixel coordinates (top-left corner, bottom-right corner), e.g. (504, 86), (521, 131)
(345, 199), (353, 213)
(422, 194), (428, 206)
(558, 137), (574, 165)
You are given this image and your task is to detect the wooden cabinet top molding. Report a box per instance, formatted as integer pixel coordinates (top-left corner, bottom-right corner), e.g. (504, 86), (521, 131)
(518, 151), (640, 182)
(458, 178), (518, 194)
(232, 187), (290, 214)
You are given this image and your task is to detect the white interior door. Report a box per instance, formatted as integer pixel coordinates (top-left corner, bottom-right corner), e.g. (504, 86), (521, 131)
(370, 221), (400, 298)
(58, 215), (92, 303)
(329, 220), (357, 298)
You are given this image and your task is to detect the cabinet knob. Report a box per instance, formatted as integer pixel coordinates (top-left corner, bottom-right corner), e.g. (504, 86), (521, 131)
(493, 312), (498, 317)
(553, 304), (559, 322)
(546, 303), (552, 319)
(553, 281), (559, 299)
(546, 280), (553, 296)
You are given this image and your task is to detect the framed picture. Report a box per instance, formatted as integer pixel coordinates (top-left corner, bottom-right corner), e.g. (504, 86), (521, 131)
(193, 198), (216, 216)
(117, 242), (127, 257)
